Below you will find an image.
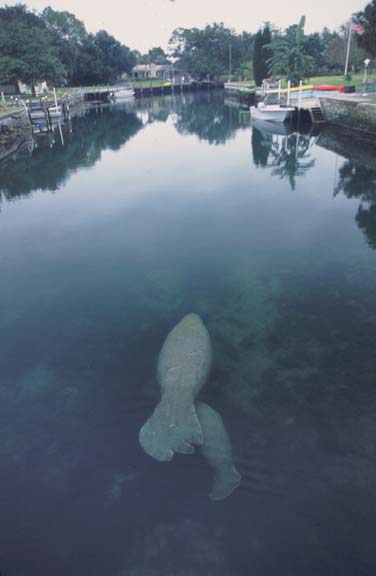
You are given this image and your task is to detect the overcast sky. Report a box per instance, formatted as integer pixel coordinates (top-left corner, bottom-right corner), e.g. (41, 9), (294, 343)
(9, 0), (367, 53)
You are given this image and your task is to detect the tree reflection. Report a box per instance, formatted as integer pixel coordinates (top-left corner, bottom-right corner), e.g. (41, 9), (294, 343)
(269, 133), (315, 190)
(0, 107), (143, 202)
(251, 124), (316, 190)
(251, 127), (273, 167)
(0, 92), (249, 212)
(173, 92), (246, 145)
(335, 160), (376, 250)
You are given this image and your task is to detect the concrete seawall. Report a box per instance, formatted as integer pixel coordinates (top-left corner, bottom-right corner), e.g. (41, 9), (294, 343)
(320, 97), (376, 135)
(0, 109), (31, 140)
(0, 109), (32, 165)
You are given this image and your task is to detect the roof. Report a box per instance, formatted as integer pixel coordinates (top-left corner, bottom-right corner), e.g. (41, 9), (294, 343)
(132, 63), (173, 72)
(133, 64), (153, 72)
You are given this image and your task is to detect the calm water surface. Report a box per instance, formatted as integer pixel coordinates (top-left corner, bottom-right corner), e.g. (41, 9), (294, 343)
(1, 92), (376, 575)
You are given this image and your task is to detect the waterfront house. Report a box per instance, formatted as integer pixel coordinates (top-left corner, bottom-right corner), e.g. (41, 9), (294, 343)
(132, 63), (177, 80)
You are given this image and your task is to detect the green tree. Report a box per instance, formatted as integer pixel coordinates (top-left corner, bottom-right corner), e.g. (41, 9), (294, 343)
(147, 47), (170, 64)
(41, 7), (86, 43)
(324, 30), (369, 73)
(69, 34), (106, 86)
(93, 30), (136, 83)
(304, 32), (331, 73)
(40, 7), (136, 86)
(169, 24), (243, 80)
(41, 7), (87, 85)
(266, 16), (315, 85)
(253, 25), (272, 85)
(356, 0), (376, 57)
(0, 5), (65, 92)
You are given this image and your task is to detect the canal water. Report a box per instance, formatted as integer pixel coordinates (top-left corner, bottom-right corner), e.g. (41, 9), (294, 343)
(1, 92), (376, 576)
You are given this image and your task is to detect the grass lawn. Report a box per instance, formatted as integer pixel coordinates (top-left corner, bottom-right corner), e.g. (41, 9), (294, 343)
(263, 74), (376, 92)
(0, 106), (21, 117)
(307, 73), (376, 92)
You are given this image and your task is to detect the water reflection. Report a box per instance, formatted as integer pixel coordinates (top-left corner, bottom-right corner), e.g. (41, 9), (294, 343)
(1, 92), (376, 575)
(0, 93), (246, 208)
(0, 106), (143, 201)
(335, 161), (376, 250)
(173, 92), (248, 145)
(318, 126), (376, 251)
(251, 120), (316, 190)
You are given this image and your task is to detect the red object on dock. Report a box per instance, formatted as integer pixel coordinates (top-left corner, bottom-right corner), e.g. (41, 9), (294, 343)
(314, 85), (340, 91)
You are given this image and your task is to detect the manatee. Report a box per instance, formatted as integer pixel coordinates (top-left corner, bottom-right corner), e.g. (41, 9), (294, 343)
(195, 401), (241, 501)
(139, 313), (212, 461)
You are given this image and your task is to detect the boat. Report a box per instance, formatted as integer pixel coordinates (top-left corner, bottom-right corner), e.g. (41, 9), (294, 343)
(251, 117), (294, 135)
(250, 100), (295, 123)
(28, 104), (63, 121)
(47, 105), (63, 118)
(110, 86), (135, 101)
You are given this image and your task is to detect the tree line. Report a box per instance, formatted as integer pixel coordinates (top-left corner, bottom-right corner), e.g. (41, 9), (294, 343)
(0, 1), (375, 92)
(0, 5), (137, 92)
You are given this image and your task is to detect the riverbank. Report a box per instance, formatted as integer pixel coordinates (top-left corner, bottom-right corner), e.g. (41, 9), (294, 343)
(0, 109), (32, 166)
(0, 109), (31, 142)
(2, 87), (376, 161)
(319, 95), (376, 135)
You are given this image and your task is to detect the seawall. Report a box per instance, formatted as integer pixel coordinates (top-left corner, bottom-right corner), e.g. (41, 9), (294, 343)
(320, 97), (376, 135)
(0, 109), (32, 165)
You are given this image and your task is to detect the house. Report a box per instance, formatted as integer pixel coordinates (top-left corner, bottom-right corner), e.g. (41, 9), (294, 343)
(0, 83), (19, 95)
(132, 63), (177, 81)
(18, 81), (49, 94)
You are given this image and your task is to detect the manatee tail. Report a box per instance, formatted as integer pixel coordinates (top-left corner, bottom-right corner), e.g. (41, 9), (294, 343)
(209, 465), (242, 501)
(139, 398), (204, 462)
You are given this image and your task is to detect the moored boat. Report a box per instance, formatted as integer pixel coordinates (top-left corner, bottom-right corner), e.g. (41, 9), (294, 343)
(110, 87), (135, 101)
(250, 101), (295, 123)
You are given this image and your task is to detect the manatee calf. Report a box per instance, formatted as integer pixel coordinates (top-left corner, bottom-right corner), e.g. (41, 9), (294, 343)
(195, 401), (241, 501)
(139, 313), (212, 461)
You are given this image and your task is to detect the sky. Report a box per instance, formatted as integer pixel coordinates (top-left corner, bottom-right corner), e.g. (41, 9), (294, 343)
(5, 0), (368, 53)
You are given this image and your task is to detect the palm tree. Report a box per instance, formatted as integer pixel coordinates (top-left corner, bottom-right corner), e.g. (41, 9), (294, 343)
(266, 16), (315, 85)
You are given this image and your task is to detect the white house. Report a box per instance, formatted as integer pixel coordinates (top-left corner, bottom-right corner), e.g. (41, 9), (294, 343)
(132, 63), (176, 80)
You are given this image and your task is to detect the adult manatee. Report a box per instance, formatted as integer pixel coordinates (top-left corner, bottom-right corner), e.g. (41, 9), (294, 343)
(139, 313), (212, 461)
(195, 401), (241, 501)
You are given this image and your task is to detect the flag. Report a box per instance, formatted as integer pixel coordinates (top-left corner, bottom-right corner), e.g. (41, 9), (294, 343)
(351, 15), (365, 36)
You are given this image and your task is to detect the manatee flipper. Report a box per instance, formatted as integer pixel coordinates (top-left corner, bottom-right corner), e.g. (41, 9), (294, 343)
(195, 401), (241, 501)
(209, 465), (242, 501)
(139, 395), (203, 462)
(175, 442), (195, 455)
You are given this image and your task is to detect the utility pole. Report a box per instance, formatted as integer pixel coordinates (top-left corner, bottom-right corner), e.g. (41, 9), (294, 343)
(344, 16), (352, 77)
(229, 43), (232, 82)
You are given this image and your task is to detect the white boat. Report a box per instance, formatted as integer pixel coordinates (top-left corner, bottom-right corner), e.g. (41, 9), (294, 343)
(48, 105), (63, 118)
(250, 101), (295, 123)
(111, 87), (135, 101)
(29, 104), (63, 121)
(251, 117), (294, 136)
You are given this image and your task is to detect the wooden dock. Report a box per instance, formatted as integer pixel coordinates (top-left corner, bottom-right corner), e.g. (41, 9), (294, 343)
(224, 82), (256, 107)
